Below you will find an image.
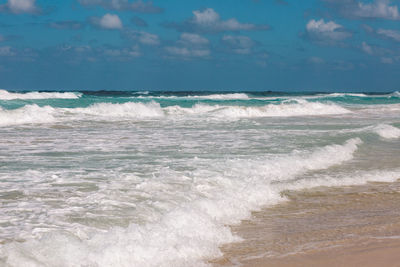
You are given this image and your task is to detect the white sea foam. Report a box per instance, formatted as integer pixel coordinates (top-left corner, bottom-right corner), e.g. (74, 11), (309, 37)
(137, 93), (250, 100)
(0, 102), (164, 126)
(186, 93), (249, 100)
(391, 91), (400, 97)
(0, 105), (56, 126)
(277, 169), (400, 193)
(166, 100), (351, 118)
(373, 124), (400, 139)
(0, 138), (369, 267)
(0, 89), (81, 100)
(70, 102), (164, 119)
(0, 100), (351, 126)
(326, 93), (368, 97)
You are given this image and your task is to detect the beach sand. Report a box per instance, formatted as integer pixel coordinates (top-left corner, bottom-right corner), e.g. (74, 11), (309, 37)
(213, 180), (400, 267)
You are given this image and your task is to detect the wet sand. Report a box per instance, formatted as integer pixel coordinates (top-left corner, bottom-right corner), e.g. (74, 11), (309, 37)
(213, 180), (400, 266)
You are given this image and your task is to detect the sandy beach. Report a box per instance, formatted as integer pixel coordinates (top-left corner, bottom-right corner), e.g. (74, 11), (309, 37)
(214, 180), (400, 266)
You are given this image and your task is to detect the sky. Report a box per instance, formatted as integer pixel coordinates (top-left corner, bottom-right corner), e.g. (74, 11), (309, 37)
(0, 0), (400, 91)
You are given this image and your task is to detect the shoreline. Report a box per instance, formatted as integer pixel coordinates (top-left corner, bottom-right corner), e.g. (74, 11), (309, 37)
(213, 180), (400, 266)
(217, 240), (400, 267)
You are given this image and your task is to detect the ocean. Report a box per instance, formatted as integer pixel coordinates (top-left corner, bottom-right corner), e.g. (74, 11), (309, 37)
(0, 89), (399, 266)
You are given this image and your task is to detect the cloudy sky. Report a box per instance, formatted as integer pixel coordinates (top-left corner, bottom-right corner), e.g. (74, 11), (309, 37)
(0, 0), (400, 91)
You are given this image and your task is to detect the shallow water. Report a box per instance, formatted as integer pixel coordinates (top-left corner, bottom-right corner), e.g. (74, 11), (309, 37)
(0, 90), (399, 266)
(214, 181), (400, 266)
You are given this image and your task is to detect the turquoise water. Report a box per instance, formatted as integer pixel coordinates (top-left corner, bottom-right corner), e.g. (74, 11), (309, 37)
(1, 91), (400, 110)
(0, 89), (399, 266)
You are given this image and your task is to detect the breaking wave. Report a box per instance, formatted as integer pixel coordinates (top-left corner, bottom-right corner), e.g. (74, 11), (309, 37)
(325, 93), (368, 97)
(0, 102), (164, 126)
(391, 91), (400, 97)
(0, 89), (81, 100)
(186, 93), (249, 100)
(0, 105), (56, 126)
(373, 124), (400, 139)
(70, 102), (164, 119)
(136, 93), (250, 100)
(0, 100), (351, 126)
(166, 100), (351, 118)
(0, 138), (371, 267)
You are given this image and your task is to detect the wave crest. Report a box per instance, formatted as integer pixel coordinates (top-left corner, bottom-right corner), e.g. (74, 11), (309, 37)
(0, 89), (81, 100)
(71, 102), (164, 119)
(0, 100), (351, 126)
(373, 124), (400, 139)
(0, 105), (56, 126)
(166, 100), (350, 118)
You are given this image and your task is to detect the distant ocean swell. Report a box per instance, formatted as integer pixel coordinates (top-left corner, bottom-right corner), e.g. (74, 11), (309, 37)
(0, 89), (399, 266)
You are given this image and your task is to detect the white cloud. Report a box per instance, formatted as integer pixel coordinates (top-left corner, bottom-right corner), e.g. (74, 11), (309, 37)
(6, 0), (37, 14)
(165, 33), (210, 59)
(95, 14), (123, 30)
(193, 8), (220, 25)
(377, 28), (400, 42)
(122, 30), (160, 45)
(165, 8), (269, 33)
(361, 41), (373, 54)
(354, 0), (399, 20)
(103, 45), (141, 60)
(192, 8), (265, 32)
(307, 19), (341, 33)
(325, 0), (400, 20)
(0, 46), (15, 56)
(305, 19), (352, 43)
(137, 31), (159, 45)
(165, 47), (210, 58)
(221, 35), (255, 54)
(179, 33), (209, 46)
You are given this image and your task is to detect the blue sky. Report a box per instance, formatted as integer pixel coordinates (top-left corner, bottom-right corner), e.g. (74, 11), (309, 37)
(0, 0), (400, 91)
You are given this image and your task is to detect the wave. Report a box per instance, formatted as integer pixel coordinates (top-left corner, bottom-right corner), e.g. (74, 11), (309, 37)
(0, 105), (56, 126)
(373, 124), (400, 139)
(0, 102), (164, 126)
(391, 91), (400, 97)
(136, 93), (250, 100)
(0, 138), (372, 267)
(166, 100), (351, 118)
(0, 100), (351, 126)
(70, 102), (164, 119)
(186, 93), (249, 100)
(325, 93), (368, 97)
(0, 89), (81, 100)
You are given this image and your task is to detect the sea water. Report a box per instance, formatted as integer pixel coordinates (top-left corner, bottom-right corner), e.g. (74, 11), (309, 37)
(0, 89), (399, 266)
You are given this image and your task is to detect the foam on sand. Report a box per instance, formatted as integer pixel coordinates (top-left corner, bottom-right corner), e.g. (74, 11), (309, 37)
(0, 89), (81, 100)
